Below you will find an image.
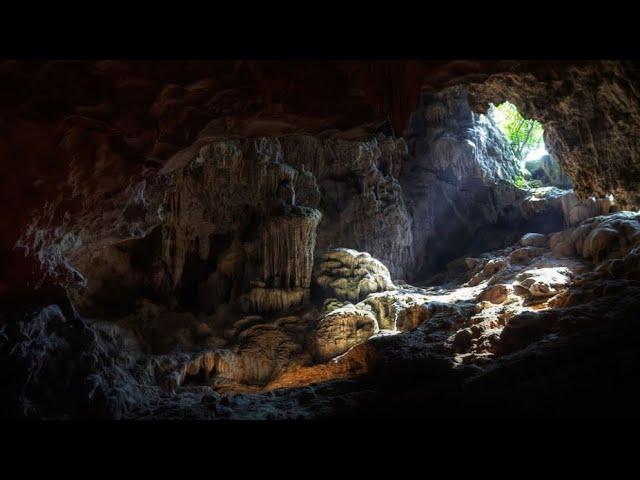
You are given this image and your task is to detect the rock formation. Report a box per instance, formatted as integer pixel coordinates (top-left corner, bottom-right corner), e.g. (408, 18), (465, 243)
(525, 153), (573, 189)
(311, 304), (379, 361)
(464, 61), (640, 209)
(401, 85), (561, 276)
(560, 191), (617, 227)
(314, 248), (396, 303)
(3, 59), (640, 420)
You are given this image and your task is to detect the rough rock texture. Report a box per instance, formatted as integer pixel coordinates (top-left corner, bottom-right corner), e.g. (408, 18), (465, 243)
(464, 61), (640, 208)
(8, 60), (640, 307)
(518, 186), (566, 221)
(555, 211), (640, 263)
(560, 191), (617, 227)
(311, 304), (379, 361)
(4, 211), (640, 419)
(17, 132), (418, 322)
(0, 306), (159, 419)
(520, 233), (548, 248)
(401, 85), (559, 276)
(525, 154), (573, 189)
(314, 248), (396, 303)
(3, 60), (640, 420)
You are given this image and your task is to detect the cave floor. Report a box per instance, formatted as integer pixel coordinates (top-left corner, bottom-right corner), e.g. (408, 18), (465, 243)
(120, 229), (640, 420)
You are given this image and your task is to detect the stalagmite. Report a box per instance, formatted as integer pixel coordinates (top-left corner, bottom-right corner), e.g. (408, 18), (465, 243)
(311, 304), (379, 361)
(314, 248), (396, 303)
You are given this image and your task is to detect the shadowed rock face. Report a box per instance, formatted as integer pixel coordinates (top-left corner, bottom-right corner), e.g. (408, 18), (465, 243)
(401, 85), (565, 277)
(2, 59), (640, 419)
(17, 133), (413, 318)
(3, 60), (639, 304)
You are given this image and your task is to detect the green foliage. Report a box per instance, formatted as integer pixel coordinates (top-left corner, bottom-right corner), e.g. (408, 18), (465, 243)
(489, 102), (545, 161)
(514, 175), (527, 189)
(512, 174), (543, 190)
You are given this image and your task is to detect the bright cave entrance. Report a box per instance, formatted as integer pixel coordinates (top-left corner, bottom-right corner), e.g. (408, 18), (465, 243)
(488, 101), (571, 189)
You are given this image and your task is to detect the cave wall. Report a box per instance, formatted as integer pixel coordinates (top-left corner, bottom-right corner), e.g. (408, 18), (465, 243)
(401, 86), (526, 277)
(3, 59), (639, 310)
(462, 61), (640, 208)
(17, 126), (413, 322)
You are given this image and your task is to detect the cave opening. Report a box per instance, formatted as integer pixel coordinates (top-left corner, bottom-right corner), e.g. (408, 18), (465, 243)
(489, 101), (546, 163)
(488, 100), (571, 190)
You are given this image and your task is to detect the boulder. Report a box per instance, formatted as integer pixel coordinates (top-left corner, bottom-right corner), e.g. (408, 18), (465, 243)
(311, 304), (379, 361)
(516, 267), (572, 297)
(520, 233), (548, 248)
(314, 248), (396, 302)
(468, 258), (508, 286)
(550, 230), (576, 257)
(479, 283), (513, 304)
(509, 246), (546, 263)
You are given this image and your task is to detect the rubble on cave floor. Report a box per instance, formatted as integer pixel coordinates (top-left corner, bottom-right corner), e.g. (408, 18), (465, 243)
(124, 214), (640, 417)
(5, 211), (640, 420)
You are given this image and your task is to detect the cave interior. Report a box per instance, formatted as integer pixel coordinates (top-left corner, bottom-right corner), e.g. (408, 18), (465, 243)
(1, 59), (640, 420)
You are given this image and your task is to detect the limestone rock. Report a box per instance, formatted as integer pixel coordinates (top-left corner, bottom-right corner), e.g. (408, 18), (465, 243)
(516, 267), (572, 297)
(402, 85), (529, 277)
(314, 248), (396, 303)
(293, 135), (414, 279)
(234, 325), (305, 385)
(260, 207), (321, 290)
(243, 287), (309, 314)
(560, 192), (616, 227)
(0, 306), (157, 419)
(509, 246), (545, 263)
(479, 284), (513, 304)
(568, 212), (640, 263)
(520, 233), (548, 248)
(468, 258), (508, 286)
(322, 298), (350, 313)
(358, 290), (430, 330)
(525, 154), (572, 189)
(519, 187), (566, 224)
(311, 304), (379, 361)
(550, 230), (576, 257)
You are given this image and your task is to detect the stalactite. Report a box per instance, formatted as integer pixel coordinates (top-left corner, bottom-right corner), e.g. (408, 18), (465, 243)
(242, 207), (321, 313)
(261, 207), (322, 290)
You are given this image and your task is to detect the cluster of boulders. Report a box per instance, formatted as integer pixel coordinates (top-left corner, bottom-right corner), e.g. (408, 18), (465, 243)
(550, 211), (640, 261)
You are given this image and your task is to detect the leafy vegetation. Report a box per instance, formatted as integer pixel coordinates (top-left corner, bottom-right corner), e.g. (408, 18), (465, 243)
(489, 102), (545, 162)
(512, 174), (543, 190)
(514, 175), (527, 189)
